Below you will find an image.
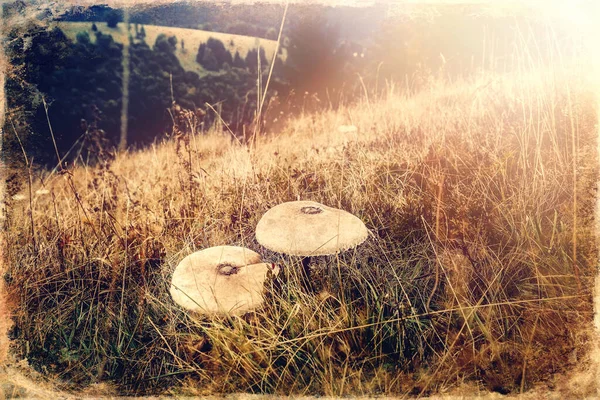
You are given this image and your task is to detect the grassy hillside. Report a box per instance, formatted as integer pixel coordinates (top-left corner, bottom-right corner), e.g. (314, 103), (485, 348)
(57, 21), (279, 76)
(3, 60), (598, 397)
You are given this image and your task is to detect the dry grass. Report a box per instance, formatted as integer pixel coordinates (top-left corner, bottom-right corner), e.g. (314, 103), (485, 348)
(0, 274), (10, 366)
(2, 46), (598, 397)
(0, 19), (11, 368)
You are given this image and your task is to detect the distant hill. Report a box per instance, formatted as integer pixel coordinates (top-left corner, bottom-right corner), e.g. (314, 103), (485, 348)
(55, 2), (385, 45)
(56, 2), (284, 41)
(56, 21), (279, 77)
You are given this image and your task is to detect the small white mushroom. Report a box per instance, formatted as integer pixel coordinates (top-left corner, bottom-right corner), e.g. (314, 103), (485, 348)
(256, 200), (368, 257)
(170, 246), (279, 316)
(255, 200), (368, 286)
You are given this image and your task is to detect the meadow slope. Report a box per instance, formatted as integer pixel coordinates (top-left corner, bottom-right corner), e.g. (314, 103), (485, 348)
(3, 65), (599, 397)
(57, 21), (278, 77)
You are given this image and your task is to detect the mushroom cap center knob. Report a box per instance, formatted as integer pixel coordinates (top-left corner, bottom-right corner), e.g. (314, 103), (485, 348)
(300, 206), (323, 214)
(218, 264), (239, 275)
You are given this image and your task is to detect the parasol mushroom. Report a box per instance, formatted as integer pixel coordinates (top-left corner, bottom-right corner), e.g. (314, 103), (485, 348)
(170, 245), (279, 316)
(255, 200), (368, 287)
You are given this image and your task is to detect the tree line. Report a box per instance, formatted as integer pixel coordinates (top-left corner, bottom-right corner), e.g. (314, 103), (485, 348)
(4, 12), (369, 167)
(5, 27), (277, 166)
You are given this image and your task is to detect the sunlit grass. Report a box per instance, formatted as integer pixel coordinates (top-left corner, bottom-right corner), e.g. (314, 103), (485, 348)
(3, 53), (597, 396)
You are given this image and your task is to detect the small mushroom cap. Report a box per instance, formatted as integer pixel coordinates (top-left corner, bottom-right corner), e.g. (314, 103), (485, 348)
(170, 246), (279, 316)
(255, 200), (368, 257)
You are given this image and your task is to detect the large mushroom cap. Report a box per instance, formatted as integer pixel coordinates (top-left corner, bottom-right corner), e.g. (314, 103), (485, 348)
(255, 200), (368, 257)
(170, 245), (279, 316)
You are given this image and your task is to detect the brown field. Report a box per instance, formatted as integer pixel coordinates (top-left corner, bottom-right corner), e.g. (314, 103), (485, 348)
(2, 1), (600, 397)
(3, 59), (599, 397)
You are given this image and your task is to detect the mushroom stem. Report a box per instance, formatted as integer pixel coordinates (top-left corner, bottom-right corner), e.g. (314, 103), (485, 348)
(301, 256), (313, 290)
